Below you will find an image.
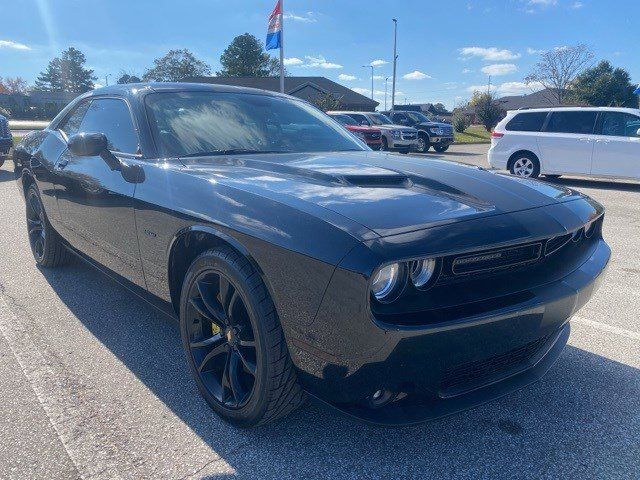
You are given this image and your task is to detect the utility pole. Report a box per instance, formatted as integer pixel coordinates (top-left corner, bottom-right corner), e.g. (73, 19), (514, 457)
(391, 18), (398, 111)
(384, 77), (390, 110)
(279, 0), (285, 93)
(362, 65), (375, 100)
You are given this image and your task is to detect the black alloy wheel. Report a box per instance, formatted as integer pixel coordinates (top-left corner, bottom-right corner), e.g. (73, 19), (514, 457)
(185, 269), (258, 409)
(180, 247), (306, 427)
(417, 134), (430, 153)
(25, 184), (70, 267)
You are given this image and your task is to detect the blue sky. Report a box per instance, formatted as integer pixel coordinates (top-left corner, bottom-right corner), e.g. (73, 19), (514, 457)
(1, 0), (638, 109)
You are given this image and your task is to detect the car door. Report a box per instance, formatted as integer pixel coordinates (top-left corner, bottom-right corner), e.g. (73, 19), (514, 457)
(591, 111), (640, 179)
(53, 97), (146, 288)
(536, 110), (598, 175)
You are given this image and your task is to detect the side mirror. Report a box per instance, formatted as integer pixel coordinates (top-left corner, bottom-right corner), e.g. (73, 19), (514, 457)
(68, 132), (107, 157)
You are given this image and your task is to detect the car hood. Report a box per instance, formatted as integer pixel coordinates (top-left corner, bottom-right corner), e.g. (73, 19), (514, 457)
(181, 151), (583, 238)
(418, 121), (450, 129)
(375, 124), (416, 132)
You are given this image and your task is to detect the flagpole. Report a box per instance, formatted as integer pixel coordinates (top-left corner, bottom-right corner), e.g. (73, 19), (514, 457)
(279, 0), (285, 93)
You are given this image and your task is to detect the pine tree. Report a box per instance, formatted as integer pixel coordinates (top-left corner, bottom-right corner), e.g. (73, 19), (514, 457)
(34, 47), (96, 93)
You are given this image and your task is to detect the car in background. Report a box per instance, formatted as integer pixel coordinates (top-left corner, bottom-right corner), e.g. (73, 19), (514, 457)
(0, 114), (12, 166)
(327, 113), (382, 150)
(384, 110), (454, 153)
(489, 107), (640, 180)
(329, 111), (418, 153)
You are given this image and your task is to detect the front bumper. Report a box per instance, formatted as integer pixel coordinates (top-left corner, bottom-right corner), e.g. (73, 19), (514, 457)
(0, 137), (12, 154)
(430, 136), (454, 145)
(389, 139), (418, 151)
(288, 201), (610, 425)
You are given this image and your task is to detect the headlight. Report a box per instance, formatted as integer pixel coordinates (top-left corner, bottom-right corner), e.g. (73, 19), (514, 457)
(392, 130), (401, 139)
(371, 263), (403, 302)
(430, 128), (443, 135)
(409, 258), (437, 289)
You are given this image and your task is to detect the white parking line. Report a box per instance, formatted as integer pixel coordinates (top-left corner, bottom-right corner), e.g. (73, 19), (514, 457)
(572, 315), (640, 341)
(0, 295), (124, 480)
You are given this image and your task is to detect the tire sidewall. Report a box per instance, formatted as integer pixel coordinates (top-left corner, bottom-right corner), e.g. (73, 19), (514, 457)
(179, 251), (271, 426)
(417, 134), (430, 153)
(510, 154), (540, 178)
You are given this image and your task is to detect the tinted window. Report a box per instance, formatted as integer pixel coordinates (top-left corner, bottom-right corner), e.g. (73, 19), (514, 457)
(145, 92), (365, 157)
(347, 113), (370, 126)
(78, 99), (139, 153)
(59, 101), (90, 137)
(545, 111), (597, 134)
(392, 113), (408, 123)
(368, 113), (393, 125)
(505, 112), (548, 132)
(599, 112), (640, 138)
(330, 114), (358, 126)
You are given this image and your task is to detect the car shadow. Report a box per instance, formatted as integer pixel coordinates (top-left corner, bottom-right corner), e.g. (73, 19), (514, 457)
(545, 176), (640, 193)
(0, 166), (15, 183)
(411, 151), (481, 158)
(39, 260), (639, 478)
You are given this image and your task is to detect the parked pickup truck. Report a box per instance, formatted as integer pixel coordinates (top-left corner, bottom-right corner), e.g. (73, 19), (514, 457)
(328, 111), (418, 153)
(384, 110), (454, 153)
(327, 113), (383, 150)
(0, 114), (12, 166)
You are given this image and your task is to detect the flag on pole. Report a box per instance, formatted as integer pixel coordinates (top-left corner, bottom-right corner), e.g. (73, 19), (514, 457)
(266, 0), (283, 51)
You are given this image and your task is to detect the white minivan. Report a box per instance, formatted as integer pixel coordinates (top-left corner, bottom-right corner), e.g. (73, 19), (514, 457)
(488, 107), (640, 180)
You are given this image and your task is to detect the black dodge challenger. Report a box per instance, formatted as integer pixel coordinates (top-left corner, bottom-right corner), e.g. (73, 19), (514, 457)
(13, 83), (610, 427)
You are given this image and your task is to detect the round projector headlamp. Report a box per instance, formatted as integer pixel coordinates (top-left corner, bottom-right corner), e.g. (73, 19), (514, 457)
(409, 258), (437, 289)
(371, 263), (402, 302)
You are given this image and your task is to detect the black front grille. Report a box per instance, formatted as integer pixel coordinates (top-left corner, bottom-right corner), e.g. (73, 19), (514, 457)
(439, 334), (552, 395)
(365, 132), (381, 140)
(451, 242), (542, 275)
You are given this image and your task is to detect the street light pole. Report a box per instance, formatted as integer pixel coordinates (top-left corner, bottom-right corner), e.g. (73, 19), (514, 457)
(362, 65), (375, 100)
(384, 77), (390, 110)
(391, 18), (398, 111)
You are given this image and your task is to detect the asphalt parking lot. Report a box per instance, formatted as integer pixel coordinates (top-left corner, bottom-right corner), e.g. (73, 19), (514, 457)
(0, 145), (638, 479)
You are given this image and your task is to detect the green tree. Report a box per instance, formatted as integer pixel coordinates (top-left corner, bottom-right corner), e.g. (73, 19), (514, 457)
(34, 47), (96, 93)
(470, 91), (504, 132)
(143, 49), (211, 82)
(117, 73), (142, 84)
(311, 92), (343, 112)
(569, 60), (637, 107)
(218, 33), (283, 77)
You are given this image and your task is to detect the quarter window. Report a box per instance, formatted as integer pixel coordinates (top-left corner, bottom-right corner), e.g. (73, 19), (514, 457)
(545, 111), (597, 134)
(505, 112), (548, 132)
(78, 98), (139, 154)
(598, 112), (640, 138)
(58, 101), (90, 137)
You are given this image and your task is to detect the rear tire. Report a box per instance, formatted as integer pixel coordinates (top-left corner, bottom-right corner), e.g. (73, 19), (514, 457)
(25, 184), (71, 268)
(179, 246), (307, 427)
(509, 153), (540, 178)
(434, 145), (449, 153)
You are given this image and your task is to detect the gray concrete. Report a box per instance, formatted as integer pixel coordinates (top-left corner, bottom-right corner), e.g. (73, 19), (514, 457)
(0, 155), (638, 479)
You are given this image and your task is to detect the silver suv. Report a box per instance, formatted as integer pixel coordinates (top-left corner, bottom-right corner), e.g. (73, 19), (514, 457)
(328, 111), (418, 153)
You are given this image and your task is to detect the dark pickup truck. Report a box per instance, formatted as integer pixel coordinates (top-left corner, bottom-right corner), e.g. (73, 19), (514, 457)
(384, 110), (454, 153)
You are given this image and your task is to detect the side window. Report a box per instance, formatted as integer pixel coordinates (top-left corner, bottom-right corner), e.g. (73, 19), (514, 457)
(348, 114), (369, 126)
(58, 101), (90, 137)
(505, 112), (548, 132)
(78, 98), (139, 154)
(599, 112), (640, 138)
(545, 111), (597, 134)
(393, 113), (408, 124)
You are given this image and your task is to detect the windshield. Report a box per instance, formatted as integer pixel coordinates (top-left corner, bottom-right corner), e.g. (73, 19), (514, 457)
(330, 114), (359, 126)
(368, 113), (393, 125)
(406, 112), (434, 123)
(145, 91), (366, 157)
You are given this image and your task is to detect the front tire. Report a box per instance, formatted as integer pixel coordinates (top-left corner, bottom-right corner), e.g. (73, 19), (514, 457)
(381, 137), (389, 151)
(509, 153), (540, 178)
(417, 134), (430, 153)
(179, 246), (306, 427)
(25, 184), (71, 267)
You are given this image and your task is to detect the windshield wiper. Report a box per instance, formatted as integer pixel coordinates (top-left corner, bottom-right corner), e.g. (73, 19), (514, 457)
(181, 149), (291, 158)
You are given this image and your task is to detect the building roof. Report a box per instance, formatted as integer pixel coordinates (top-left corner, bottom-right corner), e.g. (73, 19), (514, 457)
(496, 88), (571, 110)
(185, 76), (379, 109)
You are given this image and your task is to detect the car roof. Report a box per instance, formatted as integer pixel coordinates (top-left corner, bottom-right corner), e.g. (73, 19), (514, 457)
(507, 106), (640, 115)
(84, 82), (292, 101)
(326, 111), (381, 115)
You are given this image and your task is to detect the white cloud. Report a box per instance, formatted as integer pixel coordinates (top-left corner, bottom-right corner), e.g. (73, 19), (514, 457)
(527, 47), (545, 55)
(0, 40), (31, 51)
(373, 75), (384, 80)
(467, 81), (544, 96)
(338, 73), (357, 81)
(459, 47), (521, 61)
(369, 59), (388, 67)
(462, 68), (474, 74)
(571, 1), (584, 8)
(283, 57), (304, 66)
(283, 12), (317, 23)
(529, 0), (557, 5)
(481, 63), (518, 76)
(402, 70), (432, 80)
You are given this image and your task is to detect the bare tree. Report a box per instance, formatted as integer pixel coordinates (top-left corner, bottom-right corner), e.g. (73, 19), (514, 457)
(525, 45), (594, 104)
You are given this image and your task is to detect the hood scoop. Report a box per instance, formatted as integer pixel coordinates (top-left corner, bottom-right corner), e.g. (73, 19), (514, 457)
(342, 174), (411, 189)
